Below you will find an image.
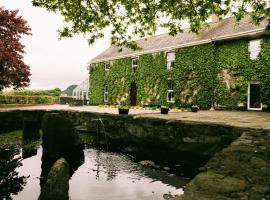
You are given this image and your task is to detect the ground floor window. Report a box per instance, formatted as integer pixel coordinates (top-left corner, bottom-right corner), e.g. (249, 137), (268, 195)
(104, 85), (108, 103)
(167, 79), (174, 103)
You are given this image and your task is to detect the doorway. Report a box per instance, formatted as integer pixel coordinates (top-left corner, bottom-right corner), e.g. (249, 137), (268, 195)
(130, 82), (137, 106)
(248, 82), (262, 110)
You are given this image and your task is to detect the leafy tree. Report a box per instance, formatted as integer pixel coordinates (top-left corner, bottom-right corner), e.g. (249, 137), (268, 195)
(0, 7), (31, 91)
(32, 0), (270, 50)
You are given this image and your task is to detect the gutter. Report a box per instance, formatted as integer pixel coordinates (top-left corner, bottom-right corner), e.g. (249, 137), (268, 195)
(88, 27), (265, 66)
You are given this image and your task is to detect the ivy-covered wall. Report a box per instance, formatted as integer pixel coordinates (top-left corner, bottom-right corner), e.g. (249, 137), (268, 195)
(215, 37), (270, 108)
(89, 36), (270, 108)
(173, 44), (215, 108)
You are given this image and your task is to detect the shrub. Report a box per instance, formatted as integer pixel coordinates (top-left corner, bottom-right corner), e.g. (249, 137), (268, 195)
(0, 94), (58, 105)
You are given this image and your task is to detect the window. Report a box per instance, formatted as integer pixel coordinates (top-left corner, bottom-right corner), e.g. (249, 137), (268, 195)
(104, 63), (110, 71)
(249, 39), (261, 60)
(104, 85), (108, 102)
(166, 52), (175, 69)
(167, 80), (174, 102)
(132, 58), (138, 72)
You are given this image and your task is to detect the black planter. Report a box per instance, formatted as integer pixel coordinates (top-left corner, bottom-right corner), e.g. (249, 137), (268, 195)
(160, 108), (169, 114)
(191, 107), (198, 112)
(262, 107), (270, 112)
(118, 108), (129, 114)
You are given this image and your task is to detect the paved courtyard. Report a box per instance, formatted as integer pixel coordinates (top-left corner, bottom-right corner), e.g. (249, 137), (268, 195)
(1, 104), (270, 130)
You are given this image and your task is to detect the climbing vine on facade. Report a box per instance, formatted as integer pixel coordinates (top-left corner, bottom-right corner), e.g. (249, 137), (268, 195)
(89, 37), (270, 109)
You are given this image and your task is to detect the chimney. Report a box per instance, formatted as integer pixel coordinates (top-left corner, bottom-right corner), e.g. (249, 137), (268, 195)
(211, 14), (219, 23)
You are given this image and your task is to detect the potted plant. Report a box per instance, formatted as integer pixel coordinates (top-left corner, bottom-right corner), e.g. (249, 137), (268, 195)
(118, 105), (130, 114)
(191, 105), (199, 112)
(160, 105), (169, 114)
(237, 102), (246, 111)
(262, 103), (270, 112)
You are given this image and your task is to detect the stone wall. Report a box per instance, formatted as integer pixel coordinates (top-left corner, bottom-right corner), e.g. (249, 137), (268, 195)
(0, 109), (244, 157)
(58, 110), (244, 156)
(0, 110), (45, 133)
(173, 129), (270, 200)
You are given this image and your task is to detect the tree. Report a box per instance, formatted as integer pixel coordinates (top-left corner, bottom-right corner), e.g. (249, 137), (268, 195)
(0, 7), (31, 91)
(32, 0), (270, 50)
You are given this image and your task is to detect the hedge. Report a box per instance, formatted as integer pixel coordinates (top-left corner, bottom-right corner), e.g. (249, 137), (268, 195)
(0, 95), (58, 105)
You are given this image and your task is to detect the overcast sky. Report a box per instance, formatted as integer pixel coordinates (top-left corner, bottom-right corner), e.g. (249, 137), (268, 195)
(1, 0), (111, 90)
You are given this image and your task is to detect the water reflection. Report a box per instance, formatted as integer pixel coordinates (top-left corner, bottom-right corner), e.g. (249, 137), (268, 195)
(22, 142), (38, 159)
(40, 145), (85, 188)
(69, 149), (186, 200)
(0, 148), (26, 199)
(2, 145), (194, 200)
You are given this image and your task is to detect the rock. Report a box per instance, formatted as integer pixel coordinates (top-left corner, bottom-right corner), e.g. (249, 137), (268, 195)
(163, 167), (170, 171)
(163, 193), (173, 199)
(23, 118), (40, 140)
(42, 113), (81, 156)
(186, 172), (247, 194)
(38, 158), (69, 200)
(138, 160), (160, 169)
(139, 160), (155, 167)
(250, 157), (267, 169)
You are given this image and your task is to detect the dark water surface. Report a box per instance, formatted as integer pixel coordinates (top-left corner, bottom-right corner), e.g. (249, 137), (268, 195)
(1, 146), (190, 200)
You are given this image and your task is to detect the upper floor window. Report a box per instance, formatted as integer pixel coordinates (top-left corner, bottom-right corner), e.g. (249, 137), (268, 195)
(104, 63), (110, 71)
(167, 79), (174, 103)
(132, 58), (138, 73)
(249, 39), (261, 60)
(104, 85), (108, 103)
(166, 52), (175, 69)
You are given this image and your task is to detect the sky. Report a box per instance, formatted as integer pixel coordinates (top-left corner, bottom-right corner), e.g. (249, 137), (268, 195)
(1, 0), (111, 90)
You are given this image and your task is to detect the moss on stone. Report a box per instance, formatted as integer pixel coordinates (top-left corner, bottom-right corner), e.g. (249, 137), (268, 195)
(38, 158), (69, 200)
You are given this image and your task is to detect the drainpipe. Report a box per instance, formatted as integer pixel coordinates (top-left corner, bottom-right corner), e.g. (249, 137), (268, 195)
(210, 39), (216, 111)
(88, 64), (91, 105)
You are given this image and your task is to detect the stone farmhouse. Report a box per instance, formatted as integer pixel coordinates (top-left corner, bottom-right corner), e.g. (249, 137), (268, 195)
(88, 16), (270, 110)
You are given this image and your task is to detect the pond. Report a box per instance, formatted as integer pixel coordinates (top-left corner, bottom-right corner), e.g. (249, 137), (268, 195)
(0, 131), (205, 200)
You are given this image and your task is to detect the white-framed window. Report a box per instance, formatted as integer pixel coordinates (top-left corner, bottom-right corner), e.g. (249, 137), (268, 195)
(166, 51), (175, 69)
(132, 57), (138, 73)
(104, 85), (108, 102)
(104, 63), (110, 71)
(167, 79), (174, 102)
(248, 39), (261, 60)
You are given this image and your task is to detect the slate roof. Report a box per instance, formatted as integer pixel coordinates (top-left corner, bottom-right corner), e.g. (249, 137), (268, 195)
(89, 17), (267, 64)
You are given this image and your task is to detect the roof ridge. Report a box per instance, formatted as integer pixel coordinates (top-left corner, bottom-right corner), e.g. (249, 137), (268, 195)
(89, 16), (266, 64)
(112, 16), (236, 46)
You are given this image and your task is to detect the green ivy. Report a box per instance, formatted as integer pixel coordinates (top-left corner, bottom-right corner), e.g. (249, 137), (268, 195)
(106, 57), (132, 105)
(90, 53), (168, 106)
(173, 44), (215, 108)
(89, 63), (105, 104)
(90, 36), (270, 109)
(137, 52), (168, 106)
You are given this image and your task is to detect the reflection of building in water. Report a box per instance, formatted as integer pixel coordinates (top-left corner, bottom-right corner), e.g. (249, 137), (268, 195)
(94, 150), (130, 182)
(73, 78), (89, 101)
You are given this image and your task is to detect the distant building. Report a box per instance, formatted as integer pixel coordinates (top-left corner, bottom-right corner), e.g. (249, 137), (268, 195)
(61, 84), (78, 97)
(73, 78), (89, 101)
